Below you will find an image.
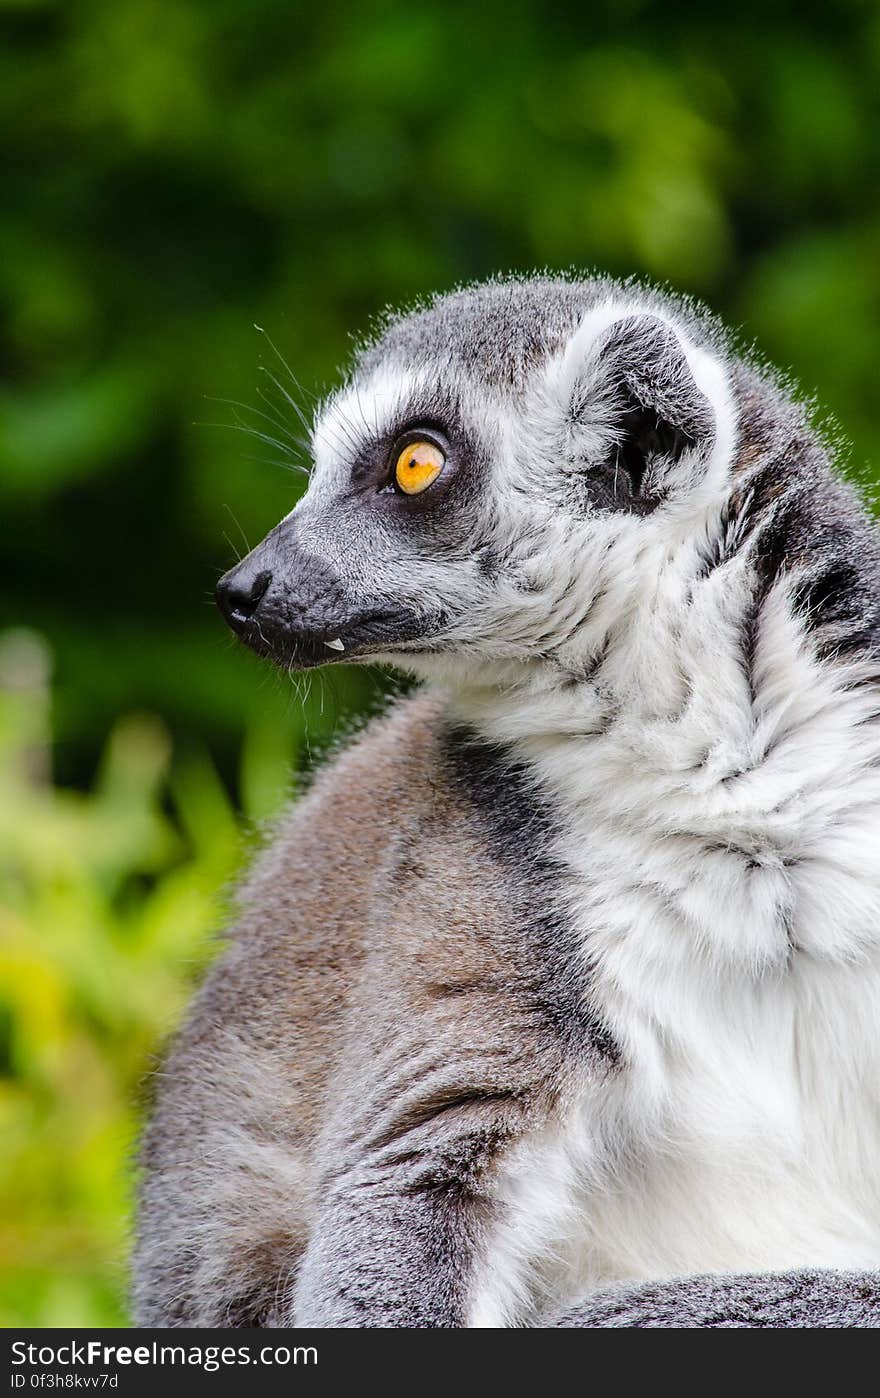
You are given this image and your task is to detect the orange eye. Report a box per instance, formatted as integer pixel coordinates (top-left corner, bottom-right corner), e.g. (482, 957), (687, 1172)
(393, 440), (445, 495)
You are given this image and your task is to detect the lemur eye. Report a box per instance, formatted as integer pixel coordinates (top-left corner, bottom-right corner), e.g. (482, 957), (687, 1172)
(393, 440), (445, 495)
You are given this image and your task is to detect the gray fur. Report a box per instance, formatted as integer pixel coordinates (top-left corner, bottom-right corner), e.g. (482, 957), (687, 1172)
(135, 698), (603, 1326)
(358, 274), (715, 388)
(548, 1271), (880, 1329)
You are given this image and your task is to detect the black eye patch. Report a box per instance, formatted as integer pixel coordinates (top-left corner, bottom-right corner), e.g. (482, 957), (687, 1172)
(340, 384), (487, 512)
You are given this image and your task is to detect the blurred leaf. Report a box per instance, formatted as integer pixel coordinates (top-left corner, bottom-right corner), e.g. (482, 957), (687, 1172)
(0, 361), (159, 500)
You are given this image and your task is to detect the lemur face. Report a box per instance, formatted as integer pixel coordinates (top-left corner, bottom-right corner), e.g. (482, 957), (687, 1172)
(216, 278), (736, 676)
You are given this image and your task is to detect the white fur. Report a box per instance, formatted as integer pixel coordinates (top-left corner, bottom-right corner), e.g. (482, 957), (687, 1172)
(463, 566), (880, 1323)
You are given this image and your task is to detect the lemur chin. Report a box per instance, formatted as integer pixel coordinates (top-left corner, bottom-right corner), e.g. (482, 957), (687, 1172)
(136, 275), (880, 1328)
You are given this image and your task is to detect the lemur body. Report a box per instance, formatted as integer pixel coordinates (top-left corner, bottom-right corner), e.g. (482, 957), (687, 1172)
(135, 277), (880, 1326)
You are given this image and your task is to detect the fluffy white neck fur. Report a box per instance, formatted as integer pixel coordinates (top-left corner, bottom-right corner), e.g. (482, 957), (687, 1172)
(448, 528), (880, 970)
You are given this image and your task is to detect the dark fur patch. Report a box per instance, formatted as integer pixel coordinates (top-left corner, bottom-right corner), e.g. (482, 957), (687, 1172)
(571, 315), (714, 518)
(712, 376), (880, 670)
(442, 723), (621, 1067)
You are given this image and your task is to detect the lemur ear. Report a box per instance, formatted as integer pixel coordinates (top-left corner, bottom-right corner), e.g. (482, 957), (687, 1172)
(551, 308), (733, 511)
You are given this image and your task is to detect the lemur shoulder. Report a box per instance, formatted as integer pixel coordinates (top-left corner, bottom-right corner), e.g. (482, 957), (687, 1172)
(135, 275), (880, 1327)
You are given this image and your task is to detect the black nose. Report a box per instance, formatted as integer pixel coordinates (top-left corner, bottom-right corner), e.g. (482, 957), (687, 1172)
(216, 561), (272, 630)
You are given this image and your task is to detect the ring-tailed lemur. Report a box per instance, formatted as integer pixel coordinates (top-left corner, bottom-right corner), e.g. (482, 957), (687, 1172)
(134, 276), (880, 1328)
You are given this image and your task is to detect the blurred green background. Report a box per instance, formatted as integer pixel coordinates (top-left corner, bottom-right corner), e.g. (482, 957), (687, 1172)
(2, 0), (879, 1327)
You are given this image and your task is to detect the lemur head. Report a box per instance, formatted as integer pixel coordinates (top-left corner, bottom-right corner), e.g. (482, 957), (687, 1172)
(217, 277), (738, 685)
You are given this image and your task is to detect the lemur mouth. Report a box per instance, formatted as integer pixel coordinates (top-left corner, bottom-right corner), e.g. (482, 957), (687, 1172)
(289, 610), (424, 670)
(218, 599), (430, 672)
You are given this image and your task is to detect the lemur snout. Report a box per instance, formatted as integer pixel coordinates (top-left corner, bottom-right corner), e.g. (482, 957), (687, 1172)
(217, 503), (437, 668)
(216, 519), (387, 667)
(216, 521), (347, 662)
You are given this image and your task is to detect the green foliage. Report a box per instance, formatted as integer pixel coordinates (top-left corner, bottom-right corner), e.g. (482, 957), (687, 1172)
(0, 632), (223, 1323)
(0, 630), (378, 1325)
(1, 0), (878, 1326)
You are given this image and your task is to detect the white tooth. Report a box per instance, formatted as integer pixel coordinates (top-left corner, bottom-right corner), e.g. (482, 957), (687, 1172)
(324, 638), (345, 652)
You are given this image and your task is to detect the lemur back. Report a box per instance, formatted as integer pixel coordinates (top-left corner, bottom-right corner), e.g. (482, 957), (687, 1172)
(135, 275), (880, 1327)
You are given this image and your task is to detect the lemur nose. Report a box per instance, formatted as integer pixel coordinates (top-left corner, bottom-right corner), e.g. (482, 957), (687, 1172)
(216, 562), (272, 630)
